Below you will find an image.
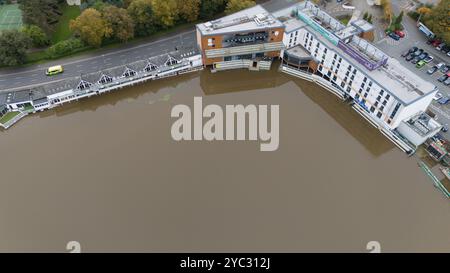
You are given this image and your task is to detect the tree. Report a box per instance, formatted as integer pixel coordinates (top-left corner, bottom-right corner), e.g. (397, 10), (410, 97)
(150, 0), (178, 29)
(423, 0), (450, 44)
(19, 0), (63, 33)
(199, 0), (226, 19)
(21, 25), (49, 47)
(0, 30), (31, 66)
(70, 8), (111, 47)
(363, 11), (368, 20)
(127, 0), (157, 36)
(395, 11), (404, 26)
(176, 0), (200, 23)
(380, 0), (392, 22)
(102, 5), (134, 42)
(225, 0), (256, 15)
(367, 14), (373, 24)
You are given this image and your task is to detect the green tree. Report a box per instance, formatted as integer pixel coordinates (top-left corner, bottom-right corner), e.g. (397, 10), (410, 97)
(225, 0), (255, 15)
(0, 30), (32, 66)
(46, 38), (84, 58)
(102, 5), (135, 42)
(19, 0), (63, 33)
(127, 0), (157, 36)
(199, 0), (226, 19)
(21, 25), (49, 48)
(367, 14), (373, 24)
(363, 11), (368, 20)
(70, 8), (111, 47)
(176, 0), (201, 23)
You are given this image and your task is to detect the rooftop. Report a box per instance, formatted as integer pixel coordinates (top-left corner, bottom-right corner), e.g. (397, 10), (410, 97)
(196, 5), (284, 36)
(275, 1), (436, 104)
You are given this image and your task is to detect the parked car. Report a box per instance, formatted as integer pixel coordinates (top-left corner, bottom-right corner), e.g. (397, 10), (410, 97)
(445, 77), (450, 86)
(401, 50), (410, 57)
(388, 32), (400, 40)
(438, 96), (450, 104)
(432, 40), (441, 47)
(411, 56), (421, 64)
(428, 66), (438, 74)
(433, 92), (443, 100)
(436, 63), (445, 69)
(447, 51), (450, 57)
(416, 60), (426, 68)
(442, 125), (449, 133)
(409, 46), (418, 53)
(424, 55), (433, 63)
(418, 52), (428, 60)
(441, 65), (450, 74)
(426, 39), (434, 45)
(394, 30), (405, 38)
(405, 54), (415, 61)
(436, 43), (445, 50)
(442, 46), (450, 54)
(438, 74), (448, 82)
(413, 48), (424, 57)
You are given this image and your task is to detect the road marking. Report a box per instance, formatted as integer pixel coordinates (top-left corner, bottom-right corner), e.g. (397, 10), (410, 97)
(0, 30), (196, 78)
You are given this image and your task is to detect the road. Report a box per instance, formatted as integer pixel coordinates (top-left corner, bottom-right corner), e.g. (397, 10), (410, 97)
(0, 0), (297, 91)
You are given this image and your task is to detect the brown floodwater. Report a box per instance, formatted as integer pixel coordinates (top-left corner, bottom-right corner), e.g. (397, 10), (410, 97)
(0, 67), (449, 252)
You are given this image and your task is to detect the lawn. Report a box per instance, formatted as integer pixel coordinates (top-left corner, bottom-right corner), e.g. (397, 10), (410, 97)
(0, 3), (23, 31)
(0, 111), (20, 124)
(338, 15), (352, 26)
(51, 4), (81, 44)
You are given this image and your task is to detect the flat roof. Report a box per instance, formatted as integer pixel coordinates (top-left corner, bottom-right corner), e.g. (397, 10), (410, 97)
(196, 5), (284, 36)
(286, 45), (311, 59)
(275, 2), (436, 105)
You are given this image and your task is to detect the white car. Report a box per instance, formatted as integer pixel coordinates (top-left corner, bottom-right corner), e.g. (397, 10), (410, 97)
(447, 51), (450, 57)
(424, 55), (434, 63)
(436, 62), (445, 69)
(433, 92), (443, 101)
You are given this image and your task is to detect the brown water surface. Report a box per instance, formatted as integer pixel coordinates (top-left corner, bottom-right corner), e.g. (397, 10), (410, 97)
(0, 68), (449, 252)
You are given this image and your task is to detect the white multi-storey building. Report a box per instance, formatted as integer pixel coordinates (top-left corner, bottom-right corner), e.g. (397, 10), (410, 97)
(274, 1), (441, 153)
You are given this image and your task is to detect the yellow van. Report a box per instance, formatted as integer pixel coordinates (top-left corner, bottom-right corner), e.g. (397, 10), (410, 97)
(46, 65), (64, 76)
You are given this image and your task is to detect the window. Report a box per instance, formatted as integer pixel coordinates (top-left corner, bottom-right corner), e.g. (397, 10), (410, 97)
(332, 75), (337, 82)
(377, 95), (381, 101)
(363, 77), (367, 82)
(324, 48), (327, 53)
(385, 94), (391, 100)
(333, 54), (337, 59)
(368, 81), (372, 87)
(390, 103), (401, 119)
(346, 86), (351, 92)
(382, 100), (387, 106)
(380, 90), (384, 95)
(370, 106), (375, 113)
(380, 105), (385, 111)
(374, 101), (379, 107)
(341, 82), (345, 88)
(377, 112), (382, 118)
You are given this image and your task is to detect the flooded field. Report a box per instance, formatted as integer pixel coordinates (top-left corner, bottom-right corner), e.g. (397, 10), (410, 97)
(0, 68), (449, 252)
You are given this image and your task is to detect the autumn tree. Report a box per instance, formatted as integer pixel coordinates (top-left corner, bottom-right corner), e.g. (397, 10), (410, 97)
(127, 0), (156, 36)
(102, 5), (134, 42)
(70, 8), (111, 47)
(380, 0), (392, 22)
(225, 0), (256, 15)
(423, 0), (450, 44)
(176, 0), (201, 23)
(150, 0), (178, 29)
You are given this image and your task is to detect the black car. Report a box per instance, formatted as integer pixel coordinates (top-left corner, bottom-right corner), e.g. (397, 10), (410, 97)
(438, 75), (448, 82)
(409, 46), (418, 53)
(406, 54), (415, 61)
(401, 50), (410, 57)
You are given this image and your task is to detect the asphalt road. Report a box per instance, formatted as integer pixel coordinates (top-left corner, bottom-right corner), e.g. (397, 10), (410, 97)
(0, 0), (297, 92)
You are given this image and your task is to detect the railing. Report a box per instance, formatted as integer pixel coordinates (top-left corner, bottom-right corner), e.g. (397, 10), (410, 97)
(205, 42), (284, 59)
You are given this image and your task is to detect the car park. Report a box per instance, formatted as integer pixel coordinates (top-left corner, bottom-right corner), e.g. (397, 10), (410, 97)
(427, 66), (438, 74)
(424, 55), (433, 63)
(438, 75), (448, 82)
(416, 60), (426, 68)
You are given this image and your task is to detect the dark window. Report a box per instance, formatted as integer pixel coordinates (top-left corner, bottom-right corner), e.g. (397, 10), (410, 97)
(370, 106), (375, 113)
(377, 95), (381, 101)
(377, 112), (382, 118)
